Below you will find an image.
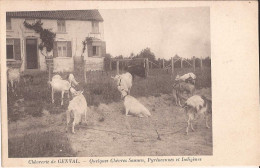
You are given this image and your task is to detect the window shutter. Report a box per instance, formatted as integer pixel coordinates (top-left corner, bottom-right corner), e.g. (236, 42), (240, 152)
(53, 41), (58, 57)
(101, 41), (106, 57)
(87, 43), (93, 57)
(14, 39), (21, 60)
(67, 41), (72, 57)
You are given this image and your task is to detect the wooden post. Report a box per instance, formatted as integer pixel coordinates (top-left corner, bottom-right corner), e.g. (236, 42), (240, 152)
(116, 60), (119, 74)
(48, 65), (51, 82)
(84, 61), (87, 83)
(109, 59), (112, 71)
(181, 58), (183, 68)
(193, 56), (195, 72)
(171, 57), (174, 74)
(162, 59), (165, 68)
(146, 58), (149, 77)
(200, 57), (203, 68)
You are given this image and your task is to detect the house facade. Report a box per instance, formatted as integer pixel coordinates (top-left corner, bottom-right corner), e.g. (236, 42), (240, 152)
(6, 10), (106, 73)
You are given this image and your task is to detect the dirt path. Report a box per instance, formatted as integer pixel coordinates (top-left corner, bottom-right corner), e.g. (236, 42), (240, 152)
(8, 89), (212, 156)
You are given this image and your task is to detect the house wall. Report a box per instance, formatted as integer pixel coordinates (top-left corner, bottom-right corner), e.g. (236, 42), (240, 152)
(6, 18), (105, 72)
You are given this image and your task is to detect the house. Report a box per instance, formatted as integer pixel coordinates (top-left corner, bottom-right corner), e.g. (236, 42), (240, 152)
(6, 10), (106, 73)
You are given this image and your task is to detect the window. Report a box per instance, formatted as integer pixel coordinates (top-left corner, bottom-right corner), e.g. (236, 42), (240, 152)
(92, 46), (100, 56)
(57, 42), (67, 57)
(57, 20), (66, 32)
(6, 17), (11, 30)
(6, 39), (14, 59)
(92, 21), (99, 33)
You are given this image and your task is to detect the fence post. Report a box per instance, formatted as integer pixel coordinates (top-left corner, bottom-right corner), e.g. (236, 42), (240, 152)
(109, 59), (112, 71)
(162, 59), (165, 68)
(171, 57), (174, 74)
(200, 57), (203, 69)
(193, 56), (195, 72)
(181, 58), (183, 68)
(146, 58), (149, 77)
(48, 65), (51, 82)
(116, 60), (119, 74)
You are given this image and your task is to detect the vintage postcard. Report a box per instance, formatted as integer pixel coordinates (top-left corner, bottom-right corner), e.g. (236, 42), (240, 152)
(1, 0), (259, 167)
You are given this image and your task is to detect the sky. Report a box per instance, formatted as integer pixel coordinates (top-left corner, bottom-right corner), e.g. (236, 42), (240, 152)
(99, 7), (210, 59)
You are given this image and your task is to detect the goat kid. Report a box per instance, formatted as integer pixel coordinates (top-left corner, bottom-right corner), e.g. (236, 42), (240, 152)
(118, 86), (151, 118)
(182, 95), (212, 135)
(48, 75), (71, 106)
(111, 72), (133, 95)
(66, 87), (87, 134)
(7, 67), (20, 93)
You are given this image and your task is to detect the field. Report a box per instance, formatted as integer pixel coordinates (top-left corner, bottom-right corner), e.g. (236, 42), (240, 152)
(7, 67), (212, 157)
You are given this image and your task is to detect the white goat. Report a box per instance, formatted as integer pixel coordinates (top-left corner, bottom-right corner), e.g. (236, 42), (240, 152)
(66, 87), (87, 134)
(118, 85), (151, 117)
(68, 73), (79, 87)
(7, 67), (20, 93)
(52, 74), (62, 80)
(176, 72), (196, 85)
(48, 75), (71, 106)
(182, 95), (211, 135)
(111, 72), (133, 94)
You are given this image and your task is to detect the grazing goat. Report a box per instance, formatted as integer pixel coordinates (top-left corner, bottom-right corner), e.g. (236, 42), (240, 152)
(111, 72), (133, 95)
(7, 67), (20, 93)
(182, 95), (212, 135)
(176, 72), (196, 85)
(48, 76), (71, 106)
(68, 73), (79, 87)
(118, 86), (151, 117)
(66, 87), (87, 134)
(174, 81), (195, 97)
(125, 65), (146, 79)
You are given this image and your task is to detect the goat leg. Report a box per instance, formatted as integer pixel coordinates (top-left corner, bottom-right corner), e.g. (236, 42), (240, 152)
(72, 121), (75, 134)
(61, 91), (64, 106)
(52, 88), (54, 104)
(205, 115), (210, 128)
(186, 115), (191, 135)
(66, 110), (70, 133)
(125, 108), (130, 116)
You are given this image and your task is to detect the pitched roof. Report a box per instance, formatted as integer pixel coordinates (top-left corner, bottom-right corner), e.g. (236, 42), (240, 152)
(6, 10), (104, 21)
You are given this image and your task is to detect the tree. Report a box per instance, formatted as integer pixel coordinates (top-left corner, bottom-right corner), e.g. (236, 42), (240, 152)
(135, 48), (156, 62)
(23, 20), (56, 58)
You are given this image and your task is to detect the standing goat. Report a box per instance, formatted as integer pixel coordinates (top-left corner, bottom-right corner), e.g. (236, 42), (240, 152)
(118, 85), (151, 117)
(7, 67), (20, 94)
(174, 81), (195, 97)
(48, 75), (71, 106)
(111, 72), (133, 95)
(66, 87), (87, 134)
(182, 95), (212, 135)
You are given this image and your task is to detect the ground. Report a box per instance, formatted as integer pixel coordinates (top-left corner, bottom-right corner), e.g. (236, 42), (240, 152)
(7, 68), (212, 157)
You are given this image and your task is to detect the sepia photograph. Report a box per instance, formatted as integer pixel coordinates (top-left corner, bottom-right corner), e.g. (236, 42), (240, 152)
(6, 8), (212, 157)
(1, 0), (259, 167)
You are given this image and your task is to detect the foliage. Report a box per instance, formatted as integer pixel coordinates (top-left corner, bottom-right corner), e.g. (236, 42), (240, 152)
(135, 47), (156, 62)
(23, 20), (56, 57)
